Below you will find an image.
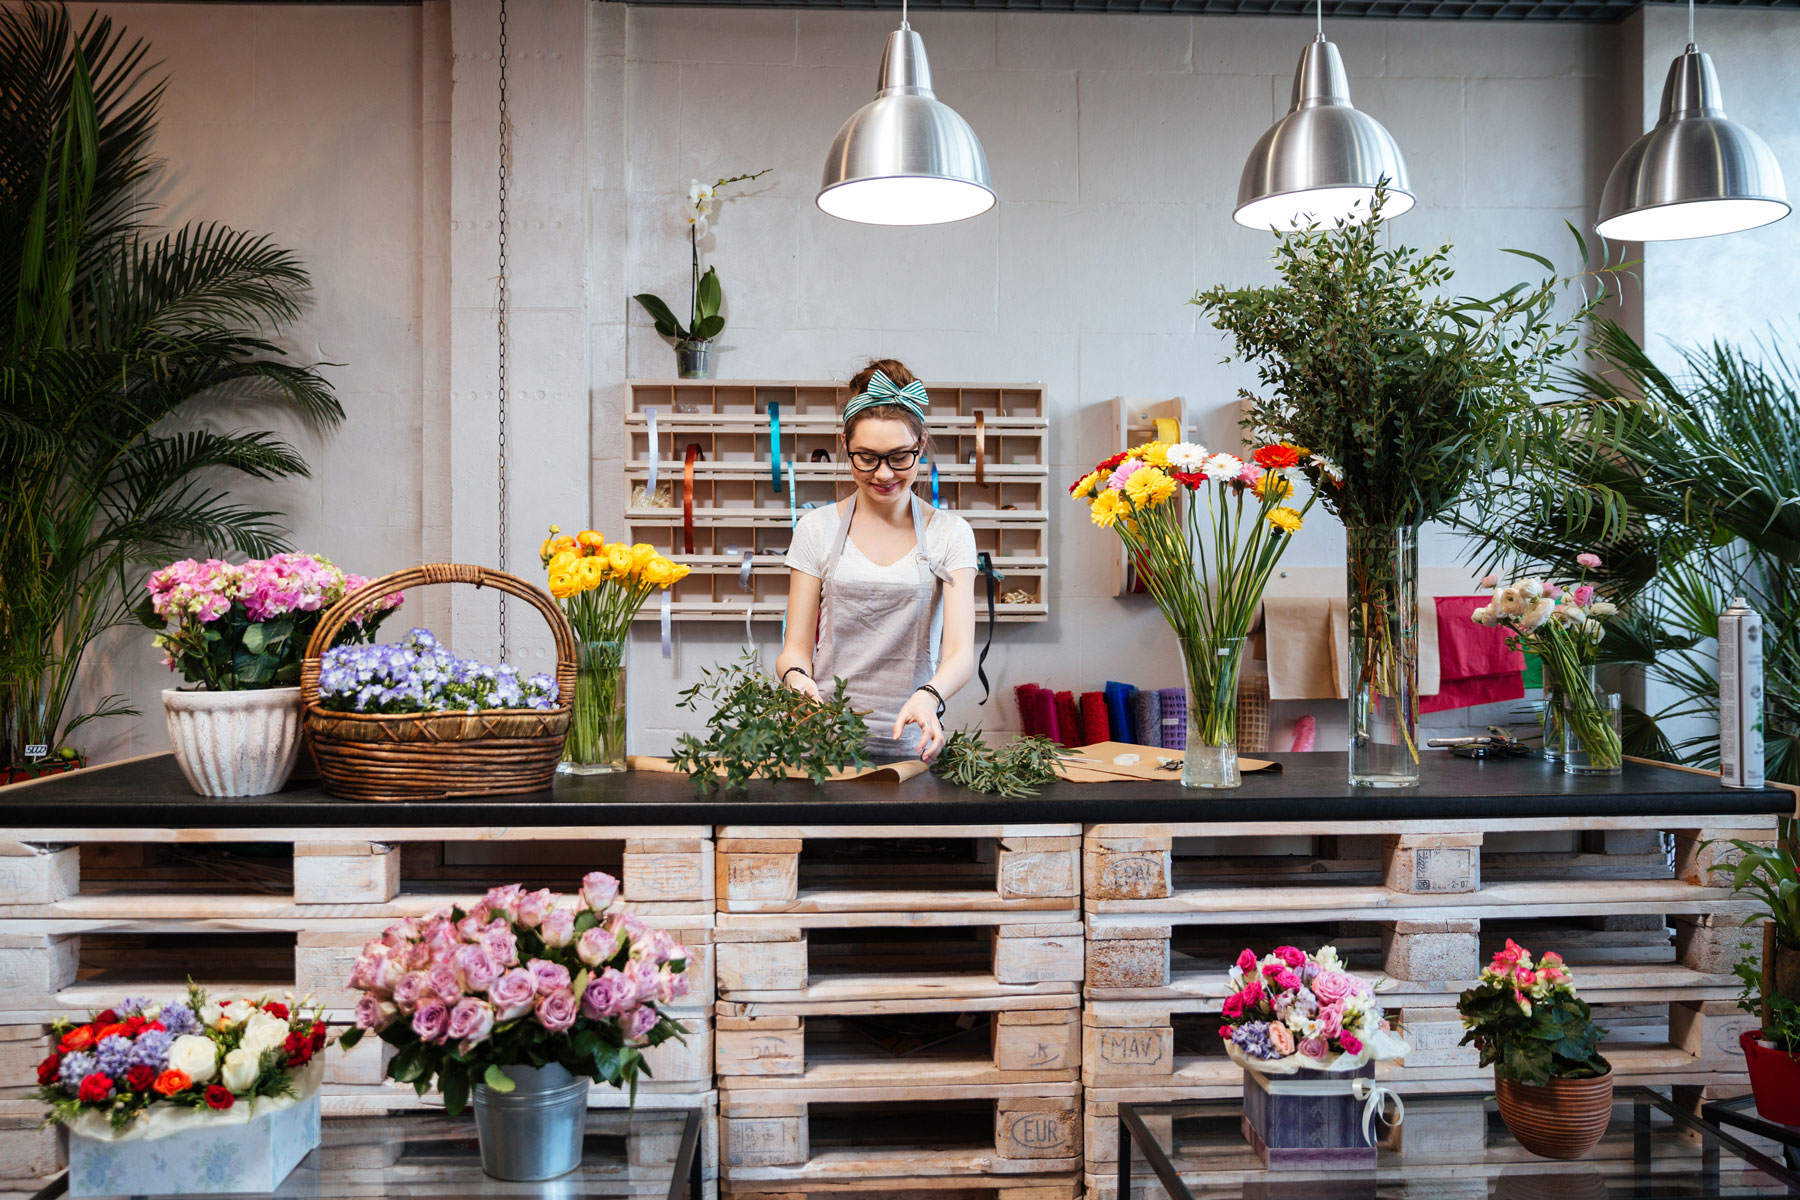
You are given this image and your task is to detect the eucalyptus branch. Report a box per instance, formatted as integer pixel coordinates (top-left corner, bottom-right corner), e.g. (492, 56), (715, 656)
(931, 728), (1070, 799)
(670, 651), (872, 791)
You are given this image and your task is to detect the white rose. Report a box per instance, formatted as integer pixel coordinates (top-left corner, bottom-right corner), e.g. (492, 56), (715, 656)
(219, 999), (256, 1027)
(168, 1034), (219, 1083)
(198, 1001), (224, 1029)
(220, 1047), (260, 1092)
(1590, 601), (1617, 617)
(240, 1011), (290, 1058)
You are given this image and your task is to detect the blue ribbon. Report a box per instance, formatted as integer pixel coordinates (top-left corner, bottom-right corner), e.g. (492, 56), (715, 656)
(929, 458), (941, 508)
(844, 369), (929, 424)
(769, 402), (783, 494)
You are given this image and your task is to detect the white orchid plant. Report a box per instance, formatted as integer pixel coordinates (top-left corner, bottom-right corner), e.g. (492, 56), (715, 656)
(633, 169), (770, 347)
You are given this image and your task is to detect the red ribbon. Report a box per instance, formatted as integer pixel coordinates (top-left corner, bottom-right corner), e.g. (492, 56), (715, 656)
(683, 443), (704, 555)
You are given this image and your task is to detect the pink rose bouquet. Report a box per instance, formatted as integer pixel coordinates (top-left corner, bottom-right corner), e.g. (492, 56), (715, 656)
(337, 871), (689, 1115)
(1219, 944), (1405, 1073)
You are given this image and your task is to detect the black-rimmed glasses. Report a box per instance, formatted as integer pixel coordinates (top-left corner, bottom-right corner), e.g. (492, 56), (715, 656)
(848, 445), (922, 472)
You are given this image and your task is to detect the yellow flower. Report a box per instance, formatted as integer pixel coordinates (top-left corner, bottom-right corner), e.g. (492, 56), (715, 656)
(1133, 441), (1171, 469)
(1069, 470), (1102, 501)
(551, 534), (577, 556)
(1125, 465), (1176, 510)
(548, 549), (581, 576)
(1091, 489), (1124, 528)
(668, 562), (691, 585)
(548, 569), (579, 599)
(577, 530), (605, 553)
(1254, 473), (1294, 502)
(577, 556), (606, 590)
(1266, 506), (1304, 534)
(606, 543), (634, 577)
(631, 542), (657, 571)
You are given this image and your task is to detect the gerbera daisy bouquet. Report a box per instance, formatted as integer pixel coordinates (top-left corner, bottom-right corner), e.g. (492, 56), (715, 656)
(1068, 440), (1317, 787)
(1220, 945), (1407, 1074)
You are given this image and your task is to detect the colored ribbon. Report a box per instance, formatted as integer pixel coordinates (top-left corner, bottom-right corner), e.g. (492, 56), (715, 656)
(769, 402), (783, 494)
(929, 458), (941, 508)
(975, 551), (1002, 704)
(745, 605), (754, 651)
(1154, 416), (1179, 445)
(1031, 687), (1060, 742)
(1104, 682), (1134, 742)
(682, 443), (703, 554)
(1015, 684), (1043, 737)
(738, 549), (754, 592)
(1133, 689), (1164, 750)
(660, 590), (672, 659)
(1159, 686), (1187, 750)
(843, 368), (929, 424)
(647, 408), (660, 490)
(787, 458), (797, 530)
(974, 410), (987, 488)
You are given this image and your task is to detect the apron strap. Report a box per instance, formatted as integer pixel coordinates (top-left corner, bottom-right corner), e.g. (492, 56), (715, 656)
(975, 551), (1002, 704)
(912, 494), (954, 585)
(821, 494), (857, 581)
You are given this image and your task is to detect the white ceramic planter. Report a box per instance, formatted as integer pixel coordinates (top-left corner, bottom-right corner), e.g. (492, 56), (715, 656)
(163, 686), (303, 797)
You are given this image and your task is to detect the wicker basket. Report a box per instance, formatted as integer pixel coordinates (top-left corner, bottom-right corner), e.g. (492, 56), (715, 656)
(299, 564), (577, 802)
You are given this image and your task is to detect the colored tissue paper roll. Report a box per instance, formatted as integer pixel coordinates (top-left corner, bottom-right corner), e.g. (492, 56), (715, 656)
(1133, 689), (1163, 750)
(1031, 687), (1060, 745)
(1159, 686), (1187, 750)
(1055, 691), (1081, 749)
(1104, 682), (1134, 743)
(1080, 693), (1110, 746)
(1015, 684), (1044, 738)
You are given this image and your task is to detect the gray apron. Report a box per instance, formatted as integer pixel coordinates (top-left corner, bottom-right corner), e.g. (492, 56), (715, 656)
(815, 493), (954, 760)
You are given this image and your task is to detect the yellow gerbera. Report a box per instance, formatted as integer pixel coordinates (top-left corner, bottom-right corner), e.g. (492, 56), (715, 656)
(1070, 470), (1102, 501)
(1254, 473), (1294, 502)
(1133, 441), (1171, 469)
(1266, 506), (1304, 534)
(1125, 465), (1176, 510)
(1091, 489), (1124, 528)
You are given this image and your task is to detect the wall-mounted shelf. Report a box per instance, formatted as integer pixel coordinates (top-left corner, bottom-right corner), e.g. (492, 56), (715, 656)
(624, 380), (1050, 623)
(1109, 396), (1188, 598)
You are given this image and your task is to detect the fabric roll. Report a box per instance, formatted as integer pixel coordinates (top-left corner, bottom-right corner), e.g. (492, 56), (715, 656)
(1104, 682), (1134, 742)
(1159, 686), (1187, 750)
(1054, 691), (1081, 749)
(1133, 689), (1163, 750)
(1079, 693), (1110, 746)
(1420, 595), (1526, 713)
(1015, 684), (1043, 737)
(1030, 687), (1059, 744)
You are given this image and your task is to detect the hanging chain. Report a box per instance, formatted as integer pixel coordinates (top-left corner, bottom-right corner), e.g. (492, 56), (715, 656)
(495, 0), (511, 661)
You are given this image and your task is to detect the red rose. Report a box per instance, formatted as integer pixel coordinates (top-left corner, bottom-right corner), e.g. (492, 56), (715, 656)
(284, 1039), (313, 1068)
(309, 1022), (326, 1051)
(59, 1025), (94, 1052)
(126, 1065), (156, 1092)
(78, 1073), (114, 1103)
(94, 1023), (127, 1043)
(36, 1054), (61, 1085)
(122, 1016), (147, 1037)
(204, 1085), (234, 1110)
(260, 1001), (289, 1020)
(94, 1009), (118, 1025)
(141, 1020), (165, 1034)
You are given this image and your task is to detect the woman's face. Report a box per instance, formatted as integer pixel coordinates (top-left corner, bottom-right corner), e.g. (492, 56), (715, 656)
(845, 416), (922, 501)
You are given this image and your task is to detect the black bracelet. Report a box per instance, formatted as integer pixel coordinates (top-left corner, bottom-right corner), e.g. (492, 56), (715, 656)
(781, 666), (812, 687)
(916, 684), (946, 719)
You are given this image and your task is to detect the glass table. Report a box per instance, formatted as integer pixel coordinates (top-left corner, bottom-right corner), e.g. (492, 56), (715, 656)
(1702, 1095), (1800, 1176)
(1117, 1087), (1800, 1198)
(31, 1107), (706, 1200)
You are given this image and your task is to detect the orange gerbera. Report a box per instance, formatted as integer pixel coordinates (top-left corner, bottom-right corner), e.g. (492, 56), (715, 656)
(1252, 443), (1303, 471)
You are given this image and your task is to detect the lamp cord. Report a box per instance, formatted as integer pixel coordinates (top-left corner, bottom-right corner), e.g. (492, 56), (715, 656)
(1316, 0), (1322, 39)
(496, 0), (511, 660)
(1688, 0), (1695, 46)
(901, 0), (909, 31)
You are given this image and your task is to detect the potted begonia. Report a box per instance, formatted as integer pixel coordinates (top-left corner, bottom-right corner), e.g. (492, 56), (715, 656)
(337, 872), (690, 1182)
(137, 554), (402, 797)
(1458, 940), (1613, 1159)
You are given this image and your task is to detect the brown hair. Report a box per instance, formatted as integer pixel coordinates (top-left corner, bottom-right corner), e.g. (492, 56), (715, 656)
(843, 358), (931, 456)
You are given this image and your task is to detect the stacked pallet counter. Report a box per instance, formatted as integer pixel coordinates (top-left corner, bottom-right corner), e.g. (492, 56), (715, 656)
(0, 753), (1793, 1200)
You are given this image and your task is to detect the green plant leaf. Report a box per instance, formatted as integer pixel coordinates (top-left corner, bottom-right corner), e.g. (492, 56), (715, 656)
(632, 292), (685, 339)
(693, 313), (724, 340)
(483, 1064), (515, 1092)
(695, 267), (722, 320)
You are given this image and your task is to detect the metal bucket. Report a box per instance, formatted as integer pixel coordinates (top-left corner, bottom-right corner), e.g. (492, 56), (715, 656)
(471, 1062), (588, 1181)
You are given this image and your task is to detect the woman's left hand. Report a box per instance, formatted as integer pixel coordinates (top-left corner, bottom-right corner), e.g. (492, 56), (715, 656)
(894, 691), (947, 765)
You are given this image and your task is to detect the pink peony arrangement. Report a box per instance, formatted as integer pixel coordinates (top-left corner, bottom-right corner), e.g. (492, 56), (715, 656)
(1219, 944), (1407, 1073)
(337, 872), (689, 1115)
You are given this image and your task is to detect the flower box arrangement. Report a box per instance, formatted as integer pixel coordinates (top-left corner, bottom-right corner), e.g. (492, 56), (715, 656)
(1068, 440), (1316, 787)
(1470, 557), (1622, 773)
(632, 168), (770, 378)
(540, 525), (691, 774)
(1458, 939), (1613, 1159)
(136, 553), (403, 797)
(34, 988), (329, 1196)
(1219, 945), (1407, 1168)
(298, 564), (576, 802)
(337, 872), (690, 1180)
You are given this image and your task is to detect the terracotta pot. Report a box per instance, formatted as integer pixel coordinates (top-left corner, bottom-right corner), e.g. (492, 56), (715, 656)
(1495, 1070), (1614, 1160)
(1741, 1030), (1800, 1124)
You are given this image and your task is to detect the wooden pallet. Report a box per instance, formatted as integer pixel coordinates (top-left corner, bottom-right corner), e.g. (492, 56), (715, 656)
(715, 826), (1080, 915)
(716, 994), (1080, 1086)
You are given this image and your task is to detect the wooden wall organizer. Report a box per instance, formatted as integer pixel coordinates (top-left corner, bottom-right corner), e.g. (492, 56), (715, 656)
(1109, 397), (1188, 598)
(624, 380), (1050, 623)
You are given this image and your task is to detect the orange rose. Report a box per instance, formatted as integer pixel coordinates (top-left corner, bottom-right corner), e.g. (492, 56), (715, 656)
(94, 1023), (128, 1043)
(59, 1025), (94, 1052)
(152, 1069), (192, 1096)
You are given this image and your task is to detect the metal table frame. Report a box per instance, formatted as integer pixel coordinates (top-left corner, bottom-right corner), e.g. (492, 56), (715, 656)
(1701, 1093), (1800, 1175)
(1118, 1087), (1800, 1199)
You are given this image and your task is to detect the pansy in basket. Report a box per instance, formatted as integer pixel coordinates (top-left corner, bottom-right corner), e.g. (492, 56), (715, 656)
(337, 871), (690, 1114)
(316, 627), (559, 714)
(1219, 945), (1408, 1072)
(34, 986), (329, 1131)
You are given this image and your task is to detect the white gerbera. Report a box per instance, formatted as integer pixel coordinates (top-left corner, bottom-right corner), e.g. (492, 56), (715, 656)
(1201, 453), (1244, 483)
(1165, 442), (1209, 473)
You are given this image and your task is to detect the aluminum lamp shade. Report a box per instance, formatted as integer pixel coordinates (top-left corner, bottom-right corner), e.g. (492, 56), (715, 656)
(1235, 35), (1413, 231)
(817, 28), (995, 226)
(1596, 45), (1788, 242)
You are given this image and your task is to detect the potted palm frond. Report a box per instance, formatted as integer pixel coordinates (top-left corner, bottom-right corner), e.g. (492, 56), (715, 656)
(1, 7), (339, 776)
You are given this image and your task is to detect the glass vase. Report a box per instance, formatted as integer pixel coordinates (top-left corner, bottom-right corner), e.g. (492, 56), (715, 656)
(1561, 689), (1623, 776)
(559, 640), (626, 775)
(1346, 525), (1420, 788)
(1180, 636), (1247, 789)
(1541, 664), (1596, 763)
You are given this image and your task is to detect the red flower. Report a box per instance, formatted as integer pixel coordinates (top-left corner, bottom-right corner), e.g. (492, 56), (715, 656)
(94, 1009), (118, 1025)
(126, 1065), (156, 1093)
(78, 1073), (114, 1103)
(122, 1016), (147, 1037)
(284, 1031), (314, 1067)
(1096, 452), (1129, 473)
(36, 1054), (61, 1086)
(1217, 1024), (1235, 1039)
(309, 1022), (326, 1051)
(59, 1025), (94, 1053)
(1170, 471), (1207, 489)
(1253, 444), (1302, 471)
(204, 1085), (234, 1110)
(94, 1023), (127, 1043)
(260, 1001), (289, 1020)
(141, 1020), (165, 1034)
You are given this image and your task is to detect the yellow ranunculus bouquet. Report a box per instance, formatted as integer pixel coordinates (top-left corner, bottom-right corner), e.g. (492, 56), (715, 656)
(540, 525), (689, 773)
(1069, 440), (1316, 788)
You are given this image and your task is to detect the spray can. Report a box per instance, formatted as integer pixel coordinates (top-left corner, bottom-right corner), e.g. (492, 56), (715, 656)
(1718, 598), (1765, 789)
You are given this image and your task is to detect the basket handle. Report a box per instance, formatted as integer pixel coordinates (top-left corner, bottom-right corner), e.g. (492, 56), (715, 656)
(300, 564), (578, 707)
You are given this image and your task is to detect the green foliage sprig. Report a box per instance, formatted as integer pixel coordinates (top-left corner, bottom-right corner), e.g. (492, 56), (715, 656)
(1457, 941), (1609, 1085)
(931, 728), (1069, 799)
(670, 651), (872, 791)
(1190, 183), (1629, 530)
(1709, 818), (1800, 952)
(1733, 956), (1800, 1056)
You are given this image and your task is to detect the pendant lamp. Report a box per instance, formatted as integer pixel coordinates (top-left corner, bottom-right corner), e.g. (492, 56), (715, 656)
(816, 2), (994, 226)
(1234, 2), (1412, 231)
(1595, 0), (1787, 242)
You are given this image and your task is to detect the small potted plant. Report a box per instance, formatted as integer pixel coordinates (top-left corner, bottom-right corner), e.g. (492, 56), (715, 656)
(632, 169), (769, 379)
(138, 555), (403, 797)
(34, 987), (330, 1196)
(1458, 939), (1612, 1158)
(1712, 816), (1800, 1122)
(337, 871), (690, 1181)
(1219, 944), (1409, 1169)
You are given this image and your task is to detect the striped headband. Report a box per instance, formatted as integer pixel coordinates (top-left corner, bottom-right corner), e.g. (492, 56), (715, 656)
(843, 369), (929, 425)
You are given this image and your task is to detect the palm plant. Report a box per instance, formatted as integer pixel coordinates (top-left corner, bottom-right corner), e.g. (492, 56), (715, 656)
(1452, 320), (1800, 783)
(0, 4), (341, 766)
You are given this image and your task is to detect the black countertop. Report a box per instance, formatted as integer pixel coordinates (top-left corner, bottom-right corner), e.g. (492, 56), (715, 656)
(0, 752), (1791, 830)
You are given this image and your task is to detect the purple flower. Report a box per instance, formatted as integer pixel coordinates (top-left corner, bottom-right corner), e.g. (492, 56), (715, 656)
(127, 1030), (174, 1073)
(482, 885), (524, 923)
(482, 926), (519, 967)
(448, 998), (495, 1048)
(1229, 1021), (1283, 1061)
(412, 1001), (451, 1044)
(580, 872), (619, 912)
(540, 908), (576, 949)
(581, 968), (635, 1020)
(58, 1051), (97, 1090)
(158, 1004), (200, 1036)
(527, 958), (571, 995)
(623, 959), (661, 1005)
(490, 969), (537, 1021)
(516, 889), (557, 929)
(657, 966), (690, 1004)
(535, 988), (579, 1033)
(576, 926), (618, 968)
(453, 944), (502, 993)
(355, 995), (398, 1032)
(392, 971), (430, 1014)
(94, 1035), (133, 1079)
(624, 1005), (659, 1040)
(426, 963), (464, 1006)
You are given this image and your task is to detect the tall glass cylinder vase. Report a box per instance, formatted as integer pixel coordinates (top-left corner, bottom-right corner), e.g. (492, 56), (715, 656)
(1541, 664), (1596, 764)
(1561, 689), (1623, 776)
(1345, 525), (1420, 788)
(558, 640), (626, 775)
(1181, 636), (1247, 789)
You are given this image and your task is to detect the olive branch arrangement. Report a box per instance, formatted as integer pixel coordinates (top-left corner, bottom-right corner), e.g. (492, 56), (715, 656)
(932, 729), (1069, 799)
(670, 652), (872, 791)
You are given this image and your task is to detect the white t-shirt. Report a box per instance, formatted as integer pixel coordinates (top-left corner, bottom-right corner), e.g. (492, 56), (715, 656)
(784, 501), (979, 669)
